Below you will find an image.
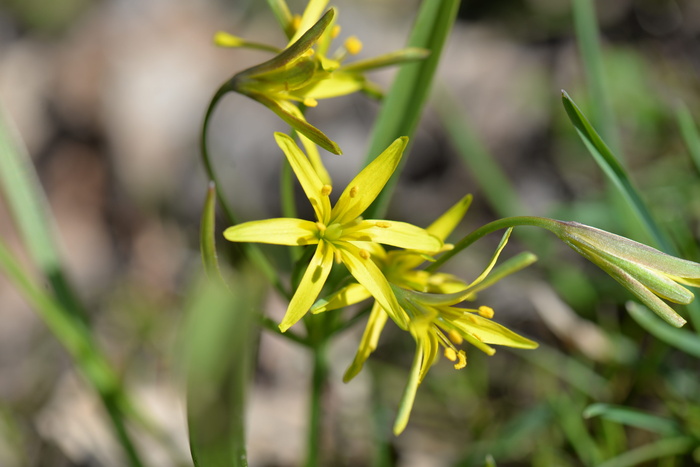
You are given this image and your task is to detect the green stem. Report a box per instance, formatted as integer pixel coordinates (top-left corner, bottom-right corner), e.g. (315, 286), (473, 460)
(427, 216), (555, 271)
(200, 85), (291, 300)
(0, 239), (145, 466)
(305, 336), (329, 467)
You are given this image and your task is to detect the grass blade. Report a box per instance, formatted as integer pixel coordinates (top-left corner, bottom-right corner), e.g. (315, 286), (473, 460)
(676, 103), (700, 175)
(626, 302), (700, 358)
(561, 91), (671, 253)
(364, 0), (461, 218)
(0, 106), (86, 320)
(583, 403), (681, 436)
(572, 0), (620, 154)
(0, 238), (145, 466)
(597, 436), (695, 467)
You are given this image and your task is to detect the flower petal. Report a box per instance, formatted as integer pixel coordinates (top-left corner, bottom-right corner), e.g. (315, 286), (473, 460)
(299, 73), (365, 100)
(331, 137), (408, 224)
(356, 220), (442, 252)
(311, 282), (371, 313)
(279, 241), (334, 331)
(393, 341), (423, 436)
(275, 133), (333, 223)
(288, 0), (330, 45)
(343, 302), (388, 382)
(447, 311), (539, 349)
(337, 242), (407, 329)
(297, 133), (332, 186)
(339, 47), (430, 74)
(224, 218), (318, 245)
(426, 194), (472, 241)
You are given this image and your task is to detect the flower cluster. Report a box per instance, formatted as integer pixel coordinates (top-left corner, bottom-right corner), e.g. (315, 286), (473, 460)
(214, 0), (700, 437)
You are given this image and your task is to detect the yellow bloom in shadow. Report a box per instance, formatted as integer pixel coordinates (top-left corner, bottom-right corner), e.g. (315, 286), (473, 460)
(213, 3), (428, 154)
(224, 133), (441, 331)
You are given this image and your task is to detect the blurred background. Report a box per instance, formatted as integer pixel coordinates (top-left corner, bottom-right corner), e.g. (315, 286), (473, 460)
(1, 0), (700, 465)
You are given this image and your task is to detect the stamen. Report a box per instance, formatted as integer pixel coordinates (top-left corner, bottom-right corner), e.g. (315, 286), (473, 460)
(454, 350), (467, 370)
(447, 329), (463, 345)
(334, 250), (342, 263)
(359, 249), (371, 260)
(316, 222), (327, 233)
(331, 25), (341, 38)
(291, 15), (302, 32)
(302, 49), (315, 57)
(444, 348), (457, 362)
(303, 98), (318, 108)
(349, 186), (359, 198)
(344, 36), (363, 55)
(478, 306), (494, 319)
(321, 185), (332, 196)
(375, 221), (391, 228)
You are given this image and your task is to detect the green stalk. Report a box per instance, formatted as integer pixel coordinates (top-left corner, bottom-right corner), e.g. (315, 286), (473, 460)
(201, 87), (291, 300)
(0, 239), (144, 466)
(305, 335), (329, 467)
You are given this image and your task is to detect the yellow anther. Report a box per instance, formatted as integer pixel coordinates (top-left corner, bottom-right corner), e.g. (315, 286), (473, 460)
(344, 36), (363, 55)
(291, 15), (302, 32)
(447, 329), (463, 345)
(316, 222), (327, 233)
(303, 98), (318, 108)
(442, 243), (455, 251)
(359, 249), (371, 260)
(349, 186), (359, 198)
(321, 185), (332, 196)
(478, 306), (494, 318)
(302, 49), (315, 57)
(213, 32), (244, 47)
(454, 351), (467, 370)
(444, 348), (457, 362)
(375, 221), (391, 228)
(331, 25), (341, 38)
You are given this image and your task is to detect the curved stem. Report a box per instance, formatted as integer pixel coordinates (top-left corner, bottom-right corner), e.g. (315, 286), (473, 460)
(428, 216), (557, 271)
(200, 85), (291, 300)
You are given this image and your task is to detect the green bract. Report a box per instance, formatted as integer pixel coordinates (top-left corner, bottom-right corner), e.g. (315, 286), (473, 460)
(550, 220), (700, 327)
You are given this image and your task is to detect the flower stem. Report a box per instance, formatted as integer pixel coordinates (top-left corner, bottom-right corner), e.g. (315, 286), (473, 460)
(305, 337), (329, 467)
(428, 216), (556, 271)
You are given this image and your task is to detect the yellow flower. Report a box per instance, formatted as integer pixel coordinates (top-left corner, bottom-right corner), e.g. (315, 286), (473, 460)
(223, 133), (441, 331)
(547, 220), (700, 327)
(213, 2), (428, 154)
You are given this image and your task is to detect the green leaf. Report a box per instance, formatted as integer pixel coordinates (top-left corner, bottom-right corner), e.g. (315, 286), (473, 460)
(597, 436), (695, 467)
(184, 272), (264, 467)
(200, 182), (222, 279)
(561, 91), (671, 253)
(584, 402), (681, 436)
(363, 0), (461, 218)
(626, 302), (700, 358)
(572, 0), (620, 153)
(676, 102), (700, 175)
(0, 106), (86, 320)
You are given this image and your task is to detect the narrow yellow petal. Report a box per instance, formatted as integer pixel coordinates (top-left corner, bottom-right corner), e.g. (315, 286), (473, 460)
(279, 242), (334, 331)
(311, 282), (371, 313)
(393, 341), (424, 436)
(299, 73), (365, 100)
(358, 220), (442, 252)
(331, 137), (408, 224)
(426, 194), (472, 241)
(343, 302), (388, 382)
(297, 132), (332, 186)
(288, 0), (330, 45)
(337, 242), (406, 329)
(450, 312), (539, 349)
(274, 133), (332, 223)
(224, 218), (318, 245)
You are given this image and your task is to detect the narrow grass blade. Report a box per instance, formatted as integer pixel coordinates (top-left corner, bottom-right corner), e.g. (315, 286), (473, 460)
(572, 0), (620, 154)
(0, 106), (85, 320)
(676, 103), (700, 175)
(184, 272), (263, 467)
(200, 182), (222, 278)
(626, 302), (700, 358)
(561, 91), (671, 253)
(552, 394), (604, 466)
(363, 0), (461, 218)
(0, 239), (145, 466)
(583, 403), (681, 436)
(597, 436), (695, 467)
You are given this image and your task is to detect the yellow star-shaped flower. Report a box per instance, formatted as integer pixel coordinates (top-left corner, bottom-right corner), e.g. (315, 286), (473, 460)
(224, 133), (441, 331)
